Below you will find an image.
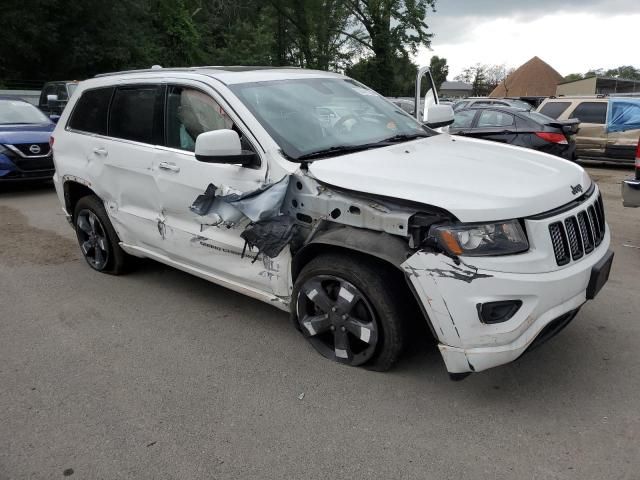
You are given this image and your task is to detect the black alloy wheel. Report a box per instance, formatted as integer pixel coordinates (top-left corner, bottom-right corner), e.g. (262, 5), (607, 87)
(296, 274), (380, 366)
(76, 209), (110, 270)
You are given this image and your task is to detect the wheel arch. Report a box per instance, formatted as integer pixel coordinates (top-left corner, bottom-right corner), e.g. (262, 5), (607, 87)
(291, 226), (437, 340)
(292, 226), (411, 281)
(63, 180), (98, 220)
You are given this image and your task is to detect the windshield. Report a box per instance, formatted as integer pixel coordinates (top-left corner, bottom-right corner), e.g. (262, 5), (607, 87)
(0, 99), (50, 124)
(230, 78), (433, 160)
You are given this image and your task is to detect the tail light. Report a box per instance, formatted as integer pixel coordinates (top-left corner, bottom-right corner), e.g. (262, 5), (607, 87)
(635, 138), (639, 180)
(49, 136), (55, 148)
(535, 132), (568, 145)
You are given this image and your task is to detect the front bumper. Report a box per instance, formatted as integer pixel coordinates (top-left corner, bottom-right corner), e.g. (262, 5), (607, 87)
(402, 230), (612, 374)
(622, 178), (640, 208)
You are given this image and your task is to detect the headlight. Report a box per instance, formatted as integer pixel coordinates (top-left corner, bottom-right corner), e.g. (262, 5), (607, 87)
(430, 220), (528, 256)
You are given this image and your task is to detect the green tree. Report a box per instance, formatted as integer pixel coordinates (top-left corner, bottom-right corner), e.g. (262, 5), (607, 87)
(342, 0), (437, 94)
(268, 0), (352, 70)
(604, 65), (640, 80)
(563, 73), (584, 82)
(429, 55), (448, 90)
(455, 64), (489, 96)
(346, 53), (418, 96)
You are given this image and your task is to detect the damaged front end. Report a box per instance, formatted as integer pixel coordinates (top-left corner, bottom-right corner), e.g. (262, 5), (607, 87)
(190, 167), (579, 377)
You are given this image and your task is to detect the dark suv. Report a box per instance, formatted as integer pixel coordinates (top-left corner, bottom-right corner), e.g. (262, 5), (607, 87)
(38, 81), (79, 117)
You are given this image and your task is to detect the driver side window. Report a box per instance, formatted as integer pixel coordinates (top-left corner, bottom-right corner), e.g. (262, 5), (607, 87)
(166, 86), (234, 152)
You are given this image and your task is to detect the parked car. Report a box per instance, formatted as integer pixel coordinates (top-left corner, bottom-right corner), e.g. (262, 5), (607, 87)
(0, 97), (56, 181)
(38, 81), (78, 117)
(453, 97), (532, 112)
(450, 106), (579, 160)
(537, 96), (640, 164)
(622, 138), (640, 207)
(52, 67), (613, 377)
(387, 97), (423, 117)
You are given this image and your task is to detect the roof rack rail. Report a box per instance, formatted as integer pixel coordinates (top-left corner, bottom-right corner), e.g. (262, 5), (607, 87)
(94, 65), (301, 78)
(94, 67), (198, 78)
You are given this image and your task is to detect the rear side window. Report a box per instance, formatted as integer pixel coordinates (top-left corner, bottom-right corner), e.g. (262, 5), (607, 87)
(109, 86), (164, 144)
(539, 101), (571, 119)
(452, 110), (476, 129)
(569, 102), (607, 124)
(477, 110), (515, 127)
(68, 87), (114, 135)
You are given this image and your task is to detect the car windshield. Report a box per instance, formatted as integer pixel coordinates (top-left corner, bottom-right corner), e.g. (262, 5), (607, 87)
(0, 99), (50, 124)
(230, 78), (433, 160)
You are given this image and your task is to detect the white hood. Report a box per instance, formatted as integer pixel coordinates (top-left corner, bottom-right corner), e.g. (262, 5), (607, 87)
(307, 134), (591, 222)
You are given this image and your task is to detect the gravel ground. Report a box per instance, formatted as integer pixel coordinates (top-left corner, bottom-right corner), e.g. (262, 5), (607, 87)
(1, 165), (639, 480)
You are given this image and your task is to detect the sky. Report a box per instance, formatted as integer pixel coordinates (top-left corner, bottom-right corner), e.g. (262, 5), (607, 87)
(415, 0), (640, 79)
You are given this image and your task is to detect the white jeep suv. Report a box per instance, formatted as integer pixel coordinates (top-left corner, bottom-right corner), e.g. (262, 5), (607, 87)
(51, 67), (613, 377)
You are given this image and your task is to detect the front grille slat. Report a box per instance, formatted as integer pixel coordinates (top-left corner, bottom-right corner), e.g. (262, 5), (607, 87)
(577, 211), (594, 254)
(549, 192), (605, 266)
(549, 222), (570, 266)
(564, 217), (583, 260)
(588, 206), (602, 246)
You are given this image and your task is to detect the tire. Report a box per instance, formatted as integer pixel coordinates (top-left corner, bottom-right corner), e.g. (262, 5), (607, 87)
(291, 253), (406, 371)
(73, 195), (130, 275)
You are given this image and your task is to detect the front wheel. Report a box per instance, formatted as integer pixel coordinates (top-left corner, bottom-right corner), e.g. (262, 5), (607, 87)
(292, 253), (405, 371)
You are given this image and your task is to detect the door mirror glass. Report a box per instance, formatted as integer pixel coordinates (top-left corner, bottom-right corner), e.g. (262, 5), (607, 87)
(425, 105), (455, 129)
(195, 129), (257, 166)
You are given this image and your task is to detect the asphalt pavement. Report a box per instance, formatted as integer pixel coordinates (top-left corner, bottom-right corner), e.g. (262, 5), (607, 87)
(1, 165), (639, 479)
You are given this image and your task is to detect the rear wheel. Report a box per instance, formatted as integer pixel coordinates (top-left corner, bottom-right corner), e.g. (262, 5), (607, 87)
(73, 195), (129, 274)
(292, 253), (405, 371)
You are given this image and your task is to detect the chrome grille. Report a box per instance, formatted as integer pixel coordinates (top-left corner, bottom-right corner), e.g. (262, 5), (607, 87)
(549, 193), (606, 266)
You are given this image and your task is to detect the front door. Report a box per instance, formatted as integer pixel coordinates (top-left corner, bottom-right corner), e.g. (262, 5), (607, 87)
(154, 84), (277, 292)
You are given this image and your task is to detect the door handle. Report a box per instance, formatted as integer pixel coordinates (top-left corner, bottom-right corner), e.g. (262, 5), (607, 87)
(92, 147), (108, 156)
(159, 162), (180, 173)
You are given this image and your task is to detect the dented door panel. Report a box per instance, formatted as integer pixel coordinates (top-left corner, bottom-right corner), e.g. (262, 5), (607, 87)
(153, 147), (275, 291)
(98, 137), (162, 250)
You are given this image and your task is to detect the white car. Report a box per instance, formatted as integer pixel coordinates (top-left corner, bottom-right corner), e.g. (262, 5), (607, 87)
(51, 67), (614, 378)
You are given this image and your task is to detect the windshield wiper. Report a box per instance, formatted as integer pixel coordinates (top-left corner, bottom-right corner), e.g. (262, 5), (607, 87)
(296, 143), (384, 160)
(296, 133), (430, 161)
(375, 132), (430, 143)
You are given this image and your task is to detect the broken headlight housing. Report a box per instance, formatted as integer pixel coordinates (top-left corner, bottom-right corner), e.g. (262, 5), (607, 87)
(430, 220), (528, 257)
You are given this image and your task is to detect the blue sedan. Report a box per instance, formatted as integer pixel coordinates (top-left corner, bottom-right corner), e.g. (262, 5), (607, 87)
(0, 97), (56, 181)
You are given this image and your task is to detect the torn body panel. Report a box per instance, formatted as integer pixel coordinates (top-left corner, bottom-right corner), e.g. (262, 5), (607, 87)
(402, 233), (610, 372)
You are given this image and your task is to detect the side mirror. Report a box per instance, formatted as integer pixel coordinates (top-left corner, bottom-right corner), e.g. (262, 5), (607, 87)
(425, 105), (455, 129)
(194, 129), (257, 166)
(49, 114), (60, 124)
(46, 94), (59, 103)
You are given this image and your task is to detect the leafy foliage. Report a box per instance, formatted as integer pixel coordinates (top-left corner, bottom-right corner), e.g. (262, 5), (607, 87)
(429, 56), (448, 90)
(0, 0), (437, 95)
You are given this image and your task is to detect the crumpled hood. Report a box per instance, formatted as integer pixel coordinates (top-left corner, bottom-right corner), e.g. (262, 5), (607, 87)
(0, 123), (55, 145)
(307, 134), (591, 222)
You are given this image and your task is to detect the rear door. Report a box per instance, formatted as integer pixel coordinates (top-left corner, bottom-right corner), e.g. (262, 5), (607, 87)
(567, 101), (607, 157)
(100, 83), (166, 249)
